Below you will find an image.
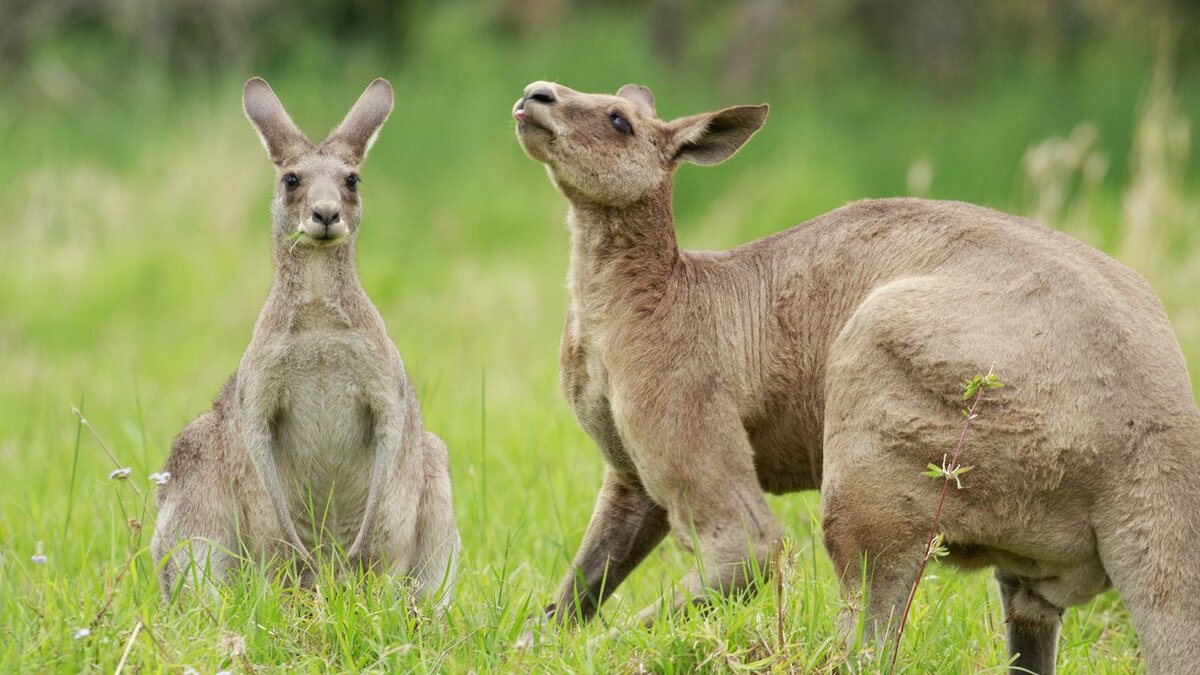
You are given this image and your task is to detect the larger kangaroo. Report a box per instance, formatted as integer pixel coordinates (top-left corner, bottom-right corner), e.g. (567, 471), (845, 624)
(152, 78), (459, 602)
(513, 81), (1200, 673)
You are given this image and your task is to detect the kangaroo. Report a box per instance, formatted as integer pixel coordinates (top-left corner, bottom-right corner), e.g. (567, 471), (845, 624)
(152, 78), (459, 603)
(513, 80), (1200, 673)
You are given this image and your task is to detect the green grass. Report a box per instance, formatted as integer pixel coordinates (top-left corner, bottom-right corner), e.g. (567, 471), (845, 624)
(2, 3), (1197, 672)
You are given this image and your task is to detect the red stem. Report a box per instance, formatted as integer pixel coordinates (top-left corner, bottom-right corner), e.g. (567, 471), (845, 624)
(887, 385), (988, 674)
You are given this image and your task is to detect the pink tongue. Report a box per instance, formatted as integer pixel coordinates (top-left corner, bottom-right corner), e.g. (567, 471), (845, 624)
(515, 109), (526, 121)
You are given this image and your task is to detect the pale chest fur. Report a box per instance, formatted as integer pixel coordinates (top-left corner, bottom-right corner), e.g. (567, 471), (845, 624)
(258, 311), (400, 548)
(560, 304), (640, 474)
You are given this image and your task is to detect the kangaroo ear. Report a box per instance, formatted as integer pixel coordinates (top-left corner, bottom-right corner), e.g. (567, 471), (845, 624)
(617, 84), (656, 118)
(668, 104), (768, 166)
(325, 79), (394, 164)
(243, 77), (310, 165)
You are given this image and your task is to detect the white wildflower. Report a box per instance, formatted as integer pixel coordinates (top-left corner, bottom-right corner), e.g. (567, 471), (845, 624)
(149, 471), (171, 486)
(31, 540), (47, 565)
(73, 628), (91, 639)
(108, 467), (132, 480)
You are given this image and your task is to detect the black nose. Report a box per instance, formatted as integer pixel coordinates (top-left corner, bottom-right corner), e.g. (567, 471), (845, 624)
(312, 207), (340, 226)
(526, 86), (556, 104)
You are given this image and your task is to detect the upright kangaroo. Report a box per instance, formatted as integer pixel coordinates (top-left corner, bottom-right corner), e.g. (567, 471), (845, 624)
(152, 78), (459, 602)
(513, 80), (1200, 673)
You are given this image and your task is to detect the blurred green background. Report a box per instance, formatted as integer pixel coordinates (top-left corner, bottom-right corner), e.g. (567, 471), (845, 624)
(1, 0), (1198, 671)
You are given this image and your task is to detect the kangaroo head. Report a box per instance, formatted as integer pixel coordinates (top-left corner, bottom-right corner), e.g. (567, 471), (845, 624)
(513, 81), (767, 208)
(243, 77), (394, 247)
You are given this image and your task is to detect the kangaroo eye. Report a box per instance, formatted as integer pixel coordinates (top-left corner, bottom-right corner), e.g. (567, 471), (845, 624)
(345, 173), (361, 192)
(282, 173), (300, 191)
(610, 112), (633, 136)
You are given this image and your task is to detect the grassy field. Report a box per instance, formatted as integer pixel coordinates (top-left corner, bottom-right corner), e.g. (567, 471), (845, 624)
(2, 4), (1198, 672)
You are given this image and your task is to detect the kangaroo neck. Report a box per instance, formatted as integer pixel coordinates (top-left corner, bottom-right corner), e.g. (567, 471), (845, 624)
(566, 181), (681, 317)
(271, 235), (362, 312)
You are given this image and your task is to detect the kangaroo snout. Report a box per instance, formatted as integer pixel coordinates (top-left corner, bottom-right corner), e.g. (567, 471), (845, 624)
(524, 82), (557, 105)
(514, 82), (568, 153)
(514, 81), (560, 122)
(304, 201), (345, 240)
(311, 202), (341, 226)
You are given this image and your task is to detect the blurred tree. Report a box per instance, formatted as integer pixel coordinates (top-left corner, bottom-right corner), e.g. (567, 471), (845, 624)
(851, 0), (971, 91)
(496, 0), (569, 36)
(0, 0), (1194, 96)
(719, 0), (787, 96)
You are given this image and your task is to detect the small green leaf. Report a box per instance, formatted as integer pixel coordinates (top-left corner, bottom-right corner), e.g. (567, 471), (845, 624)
(929, 533), (950, 559)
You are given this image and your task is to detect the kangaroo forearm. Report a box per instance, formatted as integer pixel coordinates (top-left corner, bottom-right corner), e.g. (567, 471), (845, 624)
(348, 409), (407, 558)
(242, 422), (308, 557)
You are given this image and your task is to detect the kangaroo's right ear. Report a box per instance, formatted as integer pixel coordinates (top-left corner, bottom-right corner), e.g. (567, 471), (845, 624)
(243, 78), (310, 165)
(667, 104), (768, 166)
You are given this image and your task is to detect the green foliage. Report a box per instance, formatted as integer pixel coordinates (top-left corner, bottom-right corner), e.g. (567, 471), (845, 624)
(921, 462), (974, 483)
(961, 367), (1005, 402)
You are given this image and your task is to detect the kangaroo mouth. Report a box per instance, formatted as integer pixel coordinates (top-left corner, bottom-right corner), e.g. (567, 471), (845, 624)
(286, 229), (348, 248)
(516, 117), (551, 135)
(513, 100), (556, 137)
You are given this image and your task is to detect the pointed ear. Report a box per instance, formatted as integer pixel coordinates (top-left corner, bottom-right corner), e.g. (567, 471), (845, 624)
(617, 84), (656, 118)
(243, 77), (310, 165)
(668, 104), (768, 166)
(324, 79), (394, 164)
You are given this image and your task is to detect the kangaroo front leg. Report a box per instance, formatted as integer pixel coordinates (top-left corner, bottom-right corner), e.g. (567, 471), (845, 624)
(629, 418), (783, 625)
(550, 468), (670, 624)
(633, 483), (782, 625)
(346, 392), (409, 572)
(239, 390), (313, 578)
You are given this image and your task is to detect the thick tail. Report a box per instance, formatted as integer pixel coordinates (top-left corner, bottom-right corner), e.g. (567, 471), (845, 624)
(1095, 416), (1200, 673)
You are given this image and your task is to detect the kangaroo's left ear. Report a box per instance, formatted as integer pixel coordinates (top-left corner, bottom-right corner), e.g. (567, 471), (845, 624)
(325, 78), (395, 164)
(616, 83), (656, 118)
(667, 104), (768, 166)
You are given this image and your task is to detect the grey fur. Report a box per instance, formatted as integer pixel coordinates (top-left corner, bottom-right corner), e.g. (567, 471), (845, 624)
(514, 81), (1200, 673)
(151, 77), (459, 603)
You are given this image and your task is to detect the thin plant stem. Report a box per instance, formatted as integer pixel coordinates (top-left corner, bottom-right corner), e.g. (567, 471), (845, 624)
(775, 543), (785, 655)
(72, 405), (144, 500)
(888, 381), (990, 674)
(63, 395), (86, 542)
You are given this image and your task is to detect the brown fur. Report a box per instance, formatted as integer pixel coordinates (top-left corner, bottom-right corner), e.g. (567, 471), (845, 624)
(151, 78), (459, 603)
(514, 81), (1200, 673)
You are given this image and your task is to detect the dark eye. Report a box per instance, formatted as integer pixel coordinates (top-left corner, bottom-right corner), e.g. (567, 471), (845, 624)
(282, 172), (300, 191)
(610, 112), (633, 136)
(345, 173), (361, 192)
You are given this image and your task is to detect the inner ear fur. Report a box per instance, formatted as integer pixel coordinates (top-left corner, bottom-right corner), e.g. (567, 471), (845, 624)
(669, 104), (768, 166)
(324, 79), (394, 165)
(243, 77), (311, 166)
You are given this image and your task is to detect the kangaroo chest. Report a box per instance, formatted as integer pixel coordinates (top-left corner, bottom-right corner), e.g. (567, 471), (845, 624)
(560, 316), (640, 474)
(563, 314), (821, 493)
(269, 329), (390, 547)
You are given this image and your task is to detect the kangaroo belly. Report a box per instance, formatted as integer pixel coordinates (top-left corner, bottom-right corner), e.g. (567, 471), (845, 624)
(273, 339), (379, 550)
